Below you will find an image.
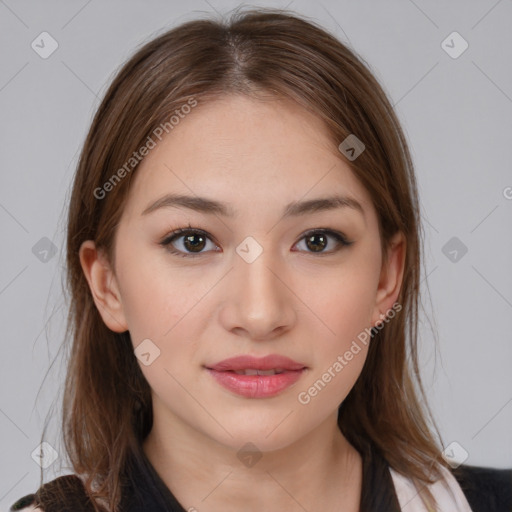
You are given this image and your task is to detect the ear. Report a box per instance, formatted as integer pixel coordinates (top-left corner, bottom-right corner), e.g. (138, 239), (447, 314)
(371, 231), (406, 327)
(78, 240), (128, 333)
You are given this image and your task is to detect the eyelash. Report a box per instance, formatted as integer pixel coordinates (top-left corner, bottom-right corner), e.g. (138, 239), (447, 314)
(159, 223), (353, 258)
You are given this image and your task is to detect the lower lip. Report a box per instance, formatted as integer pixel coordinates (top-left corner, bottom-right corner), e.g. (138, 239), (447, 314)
(206, 369), (305, 398)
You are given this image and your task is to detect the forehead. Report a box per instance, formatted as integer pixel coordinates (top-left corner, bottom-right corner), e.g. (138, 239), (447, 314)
(122, 95), (374, 221)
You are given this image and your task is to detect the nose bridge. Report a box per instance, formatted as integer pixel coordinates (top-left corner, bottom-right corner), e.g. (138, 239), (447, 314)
(235, 237), (284, 303)
(224, 235), (295, 337)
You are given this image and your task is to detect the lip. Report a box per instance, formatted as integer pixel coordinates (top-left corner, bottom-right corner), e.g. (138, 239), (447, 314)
(207, 354), (306, 372)
(205, 354), (307, 398)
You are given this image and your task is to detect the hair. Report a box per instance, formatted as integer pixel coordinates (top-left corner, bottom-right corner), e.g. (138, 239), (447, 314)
(42, 6), (450, 511)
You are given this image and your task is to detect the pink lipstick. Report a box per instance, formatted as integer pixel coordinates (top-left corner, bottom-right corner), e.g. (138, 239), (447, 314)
(205, 354), (306, 398)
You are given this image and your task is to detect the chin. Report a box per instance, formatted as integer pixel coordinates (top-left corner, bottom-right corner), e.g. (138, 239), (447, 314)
(206, 420), (306, 454)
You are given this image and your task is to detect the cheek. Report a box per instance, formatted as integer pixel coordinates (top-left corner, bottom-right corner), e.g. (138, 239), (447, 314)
(116, 264), (206, 378)
(297, 287), (372, 411)
(115, 251), (201, 342)
(296, 337), (369, 411)
(300, 251), (379, 401)
(311, 260), (381, 345)
(322, 282), (376, 342)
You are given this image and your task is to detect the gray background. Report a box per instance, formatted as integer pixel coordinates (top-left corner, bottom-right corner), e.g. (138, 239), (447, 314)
(1, 0), (511, 508)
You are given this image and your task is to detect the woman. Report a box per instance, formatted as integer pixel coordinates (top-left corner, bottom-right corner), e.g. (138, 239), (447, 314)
(10, 8), (511, 512)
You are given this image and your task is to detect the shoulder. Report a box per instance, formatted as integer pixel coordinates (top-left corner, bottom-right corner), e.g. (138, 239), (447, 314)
(390, 462), (512, 512)
(452, 463), (512, 512)
(9, 474), (95, 512)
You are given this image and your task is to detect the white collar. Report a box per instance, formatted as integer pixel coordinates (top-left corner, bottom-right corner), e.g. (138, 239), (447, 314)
(389, 464), (474, 511)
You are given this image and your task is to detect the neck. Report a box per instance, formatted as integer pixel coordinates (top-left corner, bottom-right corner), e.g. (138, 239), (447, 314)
(142, 407), (362, 512)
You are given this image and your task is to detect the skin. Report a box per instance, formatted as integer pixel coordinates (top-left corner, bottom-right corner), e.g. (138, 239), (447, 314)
(79, 94), (405, 512)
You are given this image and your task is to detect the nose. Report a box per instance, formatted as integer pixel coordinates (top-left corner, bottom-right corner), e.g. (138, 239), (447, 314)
(218, 244), (297, 341)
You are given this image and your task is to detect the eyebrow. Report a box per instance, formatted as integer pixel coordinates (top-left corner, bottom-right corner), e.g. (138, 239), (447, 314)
(141, 193), (365, 220)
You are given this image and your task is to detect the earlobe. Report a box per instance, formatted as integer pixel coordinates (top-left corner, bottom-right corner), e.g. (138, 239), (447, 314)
(78, 240), (128, 333)
(371, 232), (406, 327)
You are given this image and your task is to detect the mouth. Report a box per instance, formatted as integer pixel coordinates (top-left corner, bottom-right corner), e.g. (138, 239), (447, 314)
(205, 354), (307, 398)
(206, 354), (306, 372)
(230, 368), (286, 375)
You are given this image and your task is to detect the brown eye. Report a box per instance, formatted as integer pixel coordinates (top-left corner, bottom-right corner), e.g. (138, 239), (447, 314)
(160, 228), (218, 257)
(181, 232), (207, 252)
(305, 232), (328, 252)
(294, 229), (352, 255)
(160, 227), (352, 259)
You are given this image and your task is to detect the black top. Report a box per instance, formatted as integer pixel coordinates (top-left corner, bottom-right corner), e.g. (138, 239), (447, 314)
(10, 442), (512, 512)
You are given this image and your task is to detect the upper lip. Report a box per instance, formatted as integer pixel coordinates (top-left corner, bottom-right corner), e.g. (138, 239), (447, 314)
(206, 354), (306, 372)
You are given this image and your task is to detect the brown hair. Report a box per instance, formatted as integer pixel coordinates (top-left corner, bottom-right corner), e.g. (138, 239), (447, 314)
(48, 7), (448, 511)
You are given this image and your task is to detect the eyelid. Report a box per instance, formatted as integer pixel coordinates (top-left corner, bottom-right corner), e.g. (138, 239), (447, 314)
(160, 226), (213, 245)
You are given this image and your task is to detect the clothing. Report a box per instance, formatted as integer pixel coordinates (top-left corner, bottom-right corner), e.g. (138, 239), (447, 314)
(10, 442), (512, 512)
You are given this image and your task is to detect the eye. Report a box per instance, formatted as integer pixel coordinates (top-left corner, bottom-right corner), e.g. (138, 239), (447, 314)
(159, 226), (353, 258)
(160, 225), (219, 258)
(292, 229), (353, 254)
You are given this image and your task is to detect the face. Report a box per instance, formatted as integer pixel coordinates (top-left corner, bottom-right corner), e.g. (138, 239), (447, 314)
(80, 94), (404, 453)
